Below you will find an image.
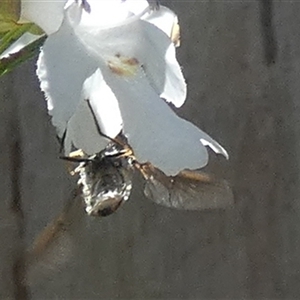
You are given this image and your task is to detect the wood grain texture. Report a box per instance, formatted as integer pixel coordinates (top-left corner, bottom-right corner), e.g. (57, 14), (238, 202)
(1, 1), (300, 299)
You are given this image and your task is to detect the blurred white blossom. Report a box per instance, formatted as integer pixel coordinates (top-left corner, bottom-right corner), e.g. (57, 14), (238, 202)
(22, 0), (228, 175)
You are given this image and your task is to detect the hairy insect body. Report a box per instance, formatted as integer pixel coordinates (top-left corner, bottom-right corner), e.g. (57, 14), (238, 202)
(74, 144), (133, 216)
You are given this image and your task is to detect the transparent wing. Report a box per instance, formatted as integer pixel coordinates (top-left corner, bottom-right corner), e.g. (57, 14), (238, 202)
(140, 164), (234, 210)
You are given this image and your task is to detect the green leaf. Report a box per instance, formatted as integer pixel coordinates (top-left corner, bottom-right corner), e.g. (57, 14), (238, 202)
(0, 0), (21, 32)
(0, 23), (39, 55)
(0, 35), (46, 76)
(27, 24), (43, 36)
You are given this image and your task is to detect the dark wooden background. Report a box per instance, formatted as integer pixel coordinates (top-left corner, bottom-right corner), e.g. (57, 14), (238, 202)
(1, 1), (300, 299)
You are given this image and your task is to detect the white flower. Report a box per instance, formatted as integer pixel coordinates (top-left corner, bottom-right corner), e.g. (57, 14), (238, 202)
(22, 0), (228, 175)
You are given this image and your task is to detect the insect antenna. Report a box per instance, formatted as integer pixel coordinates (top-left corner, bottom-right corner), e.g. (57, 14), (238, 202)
(86, 99), (127, 149)
(86, 99), (134, 157)
(59, 156), (93, 163)
(56, 129), (67, 154)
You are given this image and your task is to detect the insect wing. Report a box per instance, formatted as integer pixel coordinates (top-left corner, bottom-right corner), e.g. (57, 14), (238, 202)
(141, 164), (234, 210)
(26, 190), (84, 284)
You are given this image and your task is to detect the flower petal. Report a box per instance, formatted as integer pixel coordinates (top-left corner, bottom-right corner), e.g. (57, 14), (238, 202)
(20, 0), (65, 34)
(36, 20), (97, 139)
(64, 97), (108, 155)
(65, 0), (149, 29)
(64, 68), (123, 155)
(67, 2), (186, 108)
(82, 69), (123, 139)
(99, 63), (226, 175)
(142, 6), (178, 39)
(200, 138), (228, 160)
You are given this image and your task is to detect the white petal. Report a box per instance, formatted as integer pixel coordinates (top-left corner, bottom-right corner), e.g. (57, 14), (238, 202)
(64, 68), (123, 155)
(36, 11), (123, 155)
(137, 22), (186, 108)
(65, 0), (149, 29)
(123, 0), (149, 15)
(82, 69), (123, 141)
(36, 21), (97, 138)
(64, 99), (109, 155)
(158, 42), (186, 107)
(100, 64), (221, 175)
(67, 3), (186, 108)
(200, 138), (229, 159)
(142, 6), (178, 38)
(20, 0), (66, 34)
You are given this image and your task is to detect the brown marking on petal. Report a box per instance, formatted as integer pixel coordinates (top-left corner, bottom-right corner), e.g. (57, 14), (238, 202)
(122, 57), (139, 66)
(107, 55), (140, 76)
(108, 61), (127, 76)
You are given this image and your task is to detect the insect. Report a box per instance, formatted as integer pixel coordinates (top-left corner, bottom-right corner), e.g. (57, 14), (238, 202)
(62, 135), (233, 217)
(27, 134), (233, 281)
